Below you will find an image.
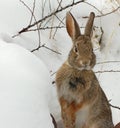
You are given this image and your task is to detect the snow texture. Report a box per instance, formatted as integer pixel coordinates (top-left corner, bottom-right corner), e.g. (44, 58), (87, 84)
(0, 40), (54, 128)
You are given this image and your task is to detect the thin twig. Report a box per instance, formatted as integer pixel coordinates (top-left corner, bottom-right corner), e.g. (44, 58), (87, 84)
(49, 15), (55, 39)
(13, 1), (120, 37)
(83, 6), (120, 18)
(97, 61), (120, 65)
(84, 1), (103, 14)
(95, 70), (120, 73)
(56, 0), (63, 10)
(12, 33), (21, 38)
(27, 26), (65, 31)
(42, 16), (53, 28)
(49, 0), (52, 12)
(31, 44), (62, 55)
(31, 46), (41, 52)
(55, 14), (65, 25)
(17, 26), (90, 32)
(42, 0), (47, 18)
(110, 103), (120, 110)
(51, 70), (120, 76)
(18, 0), (41, 46)
(43, 45), (62, 54)
(19, 0), (36, 22)
(22, 25), (102, 33)
(12, 0), (37, 38)
(17, 0), (85, 34)
(29, 0), (36, 25)
(52, 16), (65, 39)
(51, 71), (57, 76)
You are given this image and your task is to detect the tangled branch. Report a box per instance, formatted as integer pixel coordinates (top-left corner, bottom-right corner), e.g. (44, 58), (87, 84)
(16, 0), (85, 35)
(13, 0), (41, 46)
(12, 1), (120, 54)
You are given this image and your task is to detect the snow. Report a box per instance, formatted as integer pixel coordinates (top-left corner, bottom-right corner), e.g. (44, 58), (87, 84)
(0, 40), (54, 128)
(0, 0), (119, 127)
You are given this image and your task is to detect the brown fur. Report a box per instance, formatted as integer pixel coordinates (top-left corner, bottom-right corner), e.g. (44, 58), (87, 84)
(115, 123), (120, 128)
(56, 12), (114, 128)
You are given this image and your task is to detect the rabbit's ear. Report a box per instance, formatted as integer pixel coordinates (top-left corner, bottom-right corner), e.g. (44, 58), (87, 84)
(66, 12), (81, 41)
(84, 12), (95, 37)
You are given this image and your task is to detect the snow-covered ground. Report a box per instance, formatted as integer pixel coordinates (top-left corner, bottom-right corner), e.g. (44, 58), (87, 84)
(0, 0), (119, 127)
(0, 41), (54, 128)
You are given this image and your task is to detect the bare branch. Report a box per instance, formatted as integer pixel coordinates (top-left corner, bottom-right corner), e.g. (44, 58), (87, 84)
(42, 16), (53, 28)
(52, 16), (65, 39)
(95, 70), (120, 73)
(51, 71), (57, 76)
(29, 0), (36, 25)
(12, 0), (37, 38)
(56, 0), (63, 10)
(16, 0), (85, 34)
(84, 1), (103, 14)
(51, 69), (120, 76)
(97, 61), (120, 65)
(83, 6), (120, 18)
(49, 15), (55, 39)
(49, 0), (52, 12)
(42, 0), (47, 18)
(13, 1), (120, 38)
(16, 25), (92, 32)
(12, 33), (21, 38)
(31, 45), (41, 52)
(43, 45), (61, 55)
(28, 26), (65, 31)
(31, 44), (62, 55)
(50, 114), (57, 128)
(16, 0), (41, 46)
(19, 0), (33, 15)
(110, 103), (120, 110)
(55, 14), (65, 25)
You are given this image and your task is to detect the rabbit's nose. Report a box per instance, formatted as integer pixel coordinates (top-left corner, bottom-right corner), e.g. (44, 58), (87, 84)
(81, 60), (90, 66)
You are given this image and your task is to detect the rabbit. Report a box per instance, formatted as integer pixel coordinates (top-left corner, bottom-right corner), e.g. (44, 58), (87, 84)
(55, 12), (114, 128)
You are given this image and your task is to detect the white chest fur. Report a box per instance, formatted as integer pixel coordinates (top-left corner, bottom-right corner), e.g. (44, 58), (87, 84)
(58, 80), (82, 104)
(75, 105), (89, 128)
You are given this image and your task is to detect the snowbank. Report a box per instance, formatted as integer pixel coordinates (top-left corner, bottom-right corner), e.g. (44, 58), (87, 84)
(0, 40), (54, 128)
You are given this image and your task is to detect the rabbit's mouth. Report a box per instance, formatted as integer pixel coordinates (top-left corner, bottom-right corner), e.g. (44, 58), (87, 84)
(78, 60), (90, 69)
(83, 65), (91, 70)
(66, 60), (93, 71)
(76, 65), (92, 71)
(75, 60), (93, 70)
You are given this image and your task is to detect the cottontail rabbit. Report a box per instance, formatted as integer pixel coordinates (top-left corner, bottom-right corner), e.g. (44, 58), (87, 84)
(56, 12), (114, 128)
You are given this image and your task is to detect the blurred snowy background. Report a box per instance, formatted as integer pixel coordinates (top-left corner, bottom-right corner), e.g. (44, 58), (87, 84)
(0, 0), (120, 128)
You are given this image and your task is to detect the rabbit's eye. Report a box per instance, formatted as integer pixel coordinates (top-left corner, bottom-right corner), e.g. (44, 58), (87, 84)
(73, 46), (78, 53)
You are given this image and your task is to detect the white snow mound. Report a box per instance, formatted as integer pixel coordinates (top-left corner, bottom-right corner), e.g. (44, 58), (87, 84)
(0, 40), (54, 128)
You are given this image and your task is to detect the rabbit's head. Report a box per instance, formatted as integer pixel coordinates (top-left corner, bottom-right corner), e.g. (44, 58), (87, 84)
(66, 12), (96, 70)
